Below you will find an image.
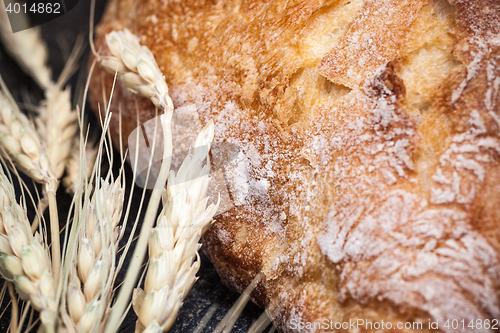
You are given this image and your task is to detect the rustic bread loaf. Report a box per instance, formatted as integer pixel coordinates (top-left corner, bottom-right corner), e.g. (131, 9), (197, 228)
(90, 0), (500, 332)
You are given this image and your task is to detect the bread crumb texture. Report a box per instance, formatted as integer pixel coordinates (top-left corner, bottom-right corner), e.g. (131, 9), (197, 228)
(91, 0), (500, 332)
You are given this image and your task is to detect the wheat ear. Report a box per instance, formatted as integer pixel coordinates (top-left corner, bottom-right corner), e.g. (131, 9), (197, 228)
(0, 167), (56, 332)
(133, 121), (218, 333)
(99, 29), (174, 112)
(0, 90), (54, 184)
(62, 177), (124, 333)
(0, 3), (52, 89)
(35, 86), (79, 181)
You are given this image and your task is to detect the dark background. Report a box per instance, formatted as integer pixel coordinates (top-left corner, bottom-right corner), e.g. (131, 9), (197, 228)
(0, 0), (267, 331)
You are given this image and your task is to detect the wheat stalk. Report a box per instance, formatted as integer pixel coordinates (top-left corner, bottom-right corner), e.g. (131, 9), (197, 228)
(133, 121), (218, 333)
(0, 167), (57, 332)
(99, 29), (174, 112)
(0, 2), (52, 89)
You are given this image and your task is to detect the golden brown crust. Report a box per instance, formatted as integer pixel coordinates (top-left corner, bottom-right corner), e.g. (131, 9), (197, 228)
(90, 0), (500, 332)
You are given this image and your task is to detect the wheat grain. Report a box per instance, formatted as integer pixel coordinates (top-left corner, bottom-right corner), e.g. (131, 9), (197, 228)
(0, 3), (52, 89)
(133, 121), (218, 333)
(99, 29), (174, 112)
(0, 167), (57, 332)
(63, 177), (124, 333)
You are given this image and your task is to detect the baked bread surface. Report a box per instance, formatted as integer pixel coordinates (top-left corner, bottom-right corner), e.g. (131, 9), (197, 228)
(90, 0), (500, 332)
